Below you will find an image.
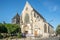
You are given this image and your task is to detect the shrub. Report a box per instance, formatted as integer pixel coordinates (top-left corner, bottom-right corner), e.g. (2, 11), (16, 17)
(0, 34), (3, 39)
(17, 33), (22, 38)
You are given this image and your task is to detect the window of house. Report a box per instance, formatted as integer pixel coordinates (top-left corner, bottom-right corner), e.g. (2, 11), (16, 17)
(38, 19), (40, 21)
(37, 17), (40, 21)
(24, 13), (30, 24)
(48, 26), (50, 33)
(17, 20), (19, 22)
(34, 13), (36, 18)
(35, 25), (38, 29)
(37, 15), (39, 18)
(44, 24), (47, 33)
(36, 15), (40, 21)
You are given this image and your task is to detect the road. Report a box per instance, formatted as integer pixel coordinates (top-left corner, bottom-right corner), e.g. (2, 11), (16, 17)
(0, 36), (60, 40)
(30, 36), (60, 40)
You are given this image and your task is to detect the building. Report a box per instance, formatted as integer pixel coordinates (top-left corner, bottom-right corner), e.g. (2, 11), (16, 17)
(20, 1), (55, 38)
(12, 13), (20, 24)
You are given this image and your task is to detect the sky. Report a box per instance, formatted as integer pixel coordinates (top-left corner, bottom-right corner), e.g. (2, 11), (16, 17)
(0, 0), (60, 30)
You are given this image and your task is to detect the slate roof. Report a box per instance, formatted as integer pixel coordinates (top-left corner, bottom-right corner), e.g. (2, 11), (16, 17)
(12, 13), (20, 19)
(48, 23), (54, 28)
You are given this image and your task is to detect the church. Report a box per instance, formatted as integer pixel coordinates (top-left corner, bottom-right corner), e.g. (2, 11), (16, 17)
(12, 1), (55, 38)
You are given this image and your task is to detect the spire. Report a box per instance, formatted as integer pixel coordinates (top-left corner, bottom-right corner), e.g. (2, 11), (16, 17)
(16, 13), (19, 16)
(12, 13), (20, 19)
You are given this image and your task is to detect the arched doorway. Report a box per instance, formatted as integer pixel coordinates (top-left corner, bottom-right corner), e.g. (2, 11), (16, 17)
(34, 30), (38, 36)
(23, 25), (29, 34)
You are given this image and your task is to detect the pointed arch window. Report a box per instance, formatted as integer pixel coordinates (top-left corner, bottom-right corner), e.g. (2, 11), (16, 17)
(24, 13), (30, 24)
(44, 24), (47, 33)
(48, 26), (50, 33)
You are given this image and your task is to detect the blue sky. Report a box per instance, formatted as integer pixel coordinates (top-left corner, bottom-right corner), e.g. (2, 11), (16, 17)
(0, 0), (60, 30)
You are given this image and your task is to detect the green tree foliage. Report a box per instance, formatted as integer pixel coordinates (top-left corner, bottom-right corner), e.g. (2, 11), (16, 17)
(0, 23), (7, 33)
(5, 24), (21, 34)
(0, 23), (21, 38)
(56, 25), (60, 35)
(0, 33), (3, 39)
(0, 23), (21, 34)
(17, 32), (22, 38)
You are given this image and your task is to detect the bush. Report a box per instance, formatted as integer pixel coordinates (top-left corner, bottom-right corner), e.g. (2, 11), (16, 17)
(17, 33), (22, 38)
(56, 25), (60, 35)
(0, 34), (3, 39)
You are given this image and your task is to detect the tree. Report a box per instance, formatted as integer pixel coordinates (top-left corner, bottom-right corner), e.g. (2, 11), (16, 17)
(56, 25), (60, 35)
(0, 23), (7, 33)
(5, 24), (21, 34)
(0, 23), (21, 38)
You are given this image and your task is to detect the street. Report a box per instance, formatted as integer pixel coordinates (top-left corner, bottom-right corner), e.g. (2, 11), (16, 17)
(0, 36), (60, 40)
(29, 36), (60, 40)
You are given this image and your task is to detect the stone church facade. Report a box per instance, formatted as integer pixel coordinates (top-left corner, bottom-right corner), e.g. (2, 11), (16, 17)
(12, 1), (55, 38)
(20, 1), (55, 38)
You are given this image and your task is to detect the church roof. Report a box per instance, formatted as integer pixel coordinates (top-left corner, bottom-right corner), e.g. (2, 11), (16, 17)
(48, 23), (54, 28)
(12, 13), (20, 19)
